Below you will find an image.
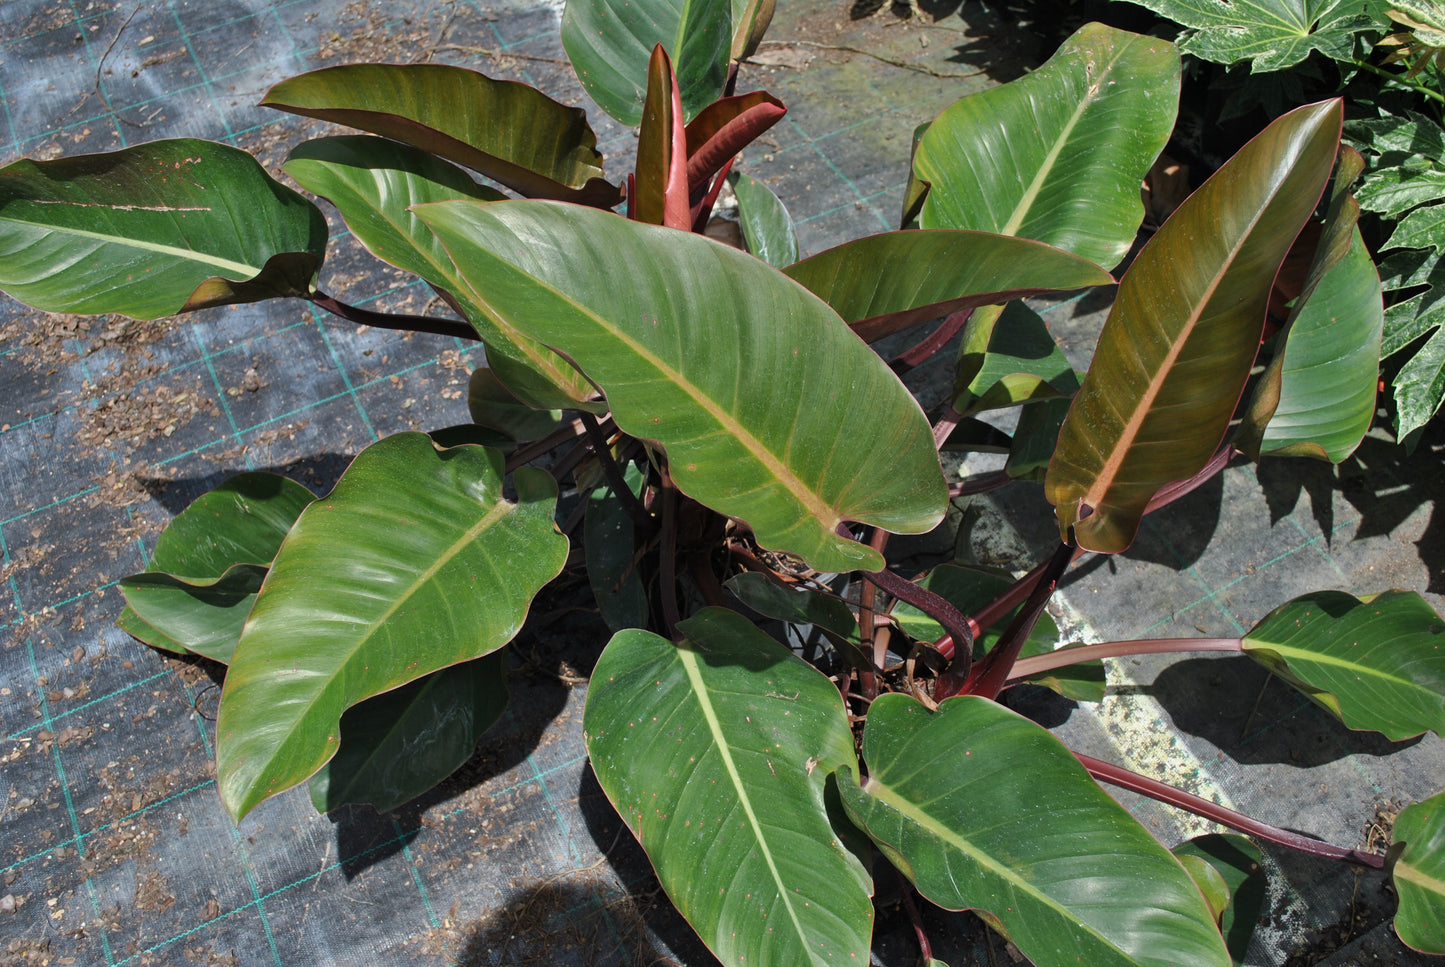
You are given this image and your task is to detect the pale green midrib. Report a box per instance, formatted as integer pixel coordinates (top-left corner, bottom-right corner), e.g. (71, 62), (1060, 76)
(452, 239), (843, 529)
(676, 644), (814, 955)
(232, 497), (517, 795)
(1395, 858), (1445, 894)
(1247, 640), (1434, 690)
(861, 775), (1215, 966)
(3, 213), (260, 279)
(999, 40), (1136, 238)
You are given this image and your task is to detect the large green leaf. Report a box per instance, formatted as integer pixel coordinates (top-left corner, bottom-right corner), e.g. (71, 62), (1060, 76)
(1172, 834), (1266, 965)
(262, 64), (621, 207)
(584, 608), (874, 966)
(281, 136), (597, 411)
(1116, 0), (1384, 70)
(562, 0), (732, 126)
(1241, 589), (1445, 741)
(416, 200), (947, 574)
(309, 651), (509, 814)
(117, 473), (315, 660)
(1240, 147), (1381, 461)
(0, 139), (326, 319)
(216, 434), (567, 820)
(284, 136), (503, 286)
(1393, 791), (1445, 954)
(723, 572), (860, 642)
(782, 230), (1114, 343)
(838, 695), (1231, 967)
(466, 367), (562, 442)
(1045, 100), (1342, 553)
(912, 23), (1179, 269)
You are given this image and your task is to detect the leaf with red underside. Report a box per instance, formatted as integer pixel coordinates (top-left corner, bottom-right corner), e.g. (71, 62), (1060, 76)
(261, 64), (622, 208)
(634, 46), (692, 230)
(684, 91), (786, 195)
(1044, 100), (1342, 553)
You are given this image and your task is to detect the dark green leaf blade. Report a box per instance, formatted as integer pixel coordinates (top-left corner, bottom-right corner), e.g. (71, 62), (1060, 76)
(1045, 100), (1342, 553)
(724, 572), (859, 641)
(584, 608), (874, 966)
(216, 434), (567, 820)
(283, 135), (503, 286)
(145, 472), (316, 581)
(783, 230), (1113, 343)
(0, 140), (326, 319)
(954, 302), (1077, 416)
(1242, 589), (1445, 741)
(467, 367), (562, 442)
(562, 0), (732, 126)
(913, 23), (1179, 268)
(1173, 834), (1266, 965)
(262, 64), (621, 206)
(1393, 791), (1445, 954)
(838, 694), (1230, 967)
(729, 171), (798, 268)
(309, 651), (509, 814)
(118, 565), (267, 664)
(416, 200), (947, 574)
(585, 463), (651, 632)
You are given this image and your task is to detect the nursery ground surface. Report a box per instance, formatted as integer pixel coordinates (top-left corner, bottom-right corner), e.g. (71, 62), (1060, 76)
(1, 0), (1443, 965)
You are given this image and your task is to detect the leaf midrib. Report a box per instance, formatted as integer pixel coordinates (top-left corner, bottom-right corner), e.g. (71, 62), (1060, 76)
(676, 643), (813, 956)
(1244, 638), (1441, 693)
(860, 773), (1149, 964)
(2, 213), (259, 279)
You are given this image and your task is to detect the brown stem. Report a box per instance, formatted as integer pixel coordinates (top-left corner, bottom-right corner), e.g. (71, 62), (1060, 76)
(659, 475), (682, 637)
(1010, 638), (1243, 679)
(949, 470), (1013, 498)
(579, 412), (655, 533)
(932, 406), (963, 452)
(1077, 753), (1386, 869)
(1144, 445), (1241, 516)
(892, 308), (973, 374)
(865, 567), (974, 685)
(310, 291), (480, 342)
(505, 419), (587, 474)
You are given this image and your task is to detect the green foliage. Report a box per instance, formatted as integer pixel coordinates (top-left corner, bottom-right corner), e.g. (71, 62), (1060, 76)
(1115, 0), (1383, 71)
(2, 5), (1442, 965)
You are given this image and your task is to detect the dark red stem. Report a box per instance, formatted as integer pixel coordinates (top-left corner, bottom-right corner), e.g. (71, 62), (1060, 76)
(505, 419), (587, 474)
(892, 308), (974, 374)
(1144, 444), (1241, 516)
(310, 292), (480, 342)
(956, 541), (1074, 700)
(864, 567), (974, 684)
(579, 412), (655, 533)
(1077, 753), (1386, 868)
(1010, 637), (1242, 679)
(949, 470), (1013, 498)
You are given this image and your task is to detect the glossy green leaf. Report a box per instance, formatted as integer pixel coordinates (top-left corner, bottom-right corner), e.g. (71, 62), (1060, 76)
(1388, 202), (1445, 254)
(723, 572), (859, 642)
(1251, 226), (1382, 459)
(118, 565), (267, 664)
(1005, 388), (1078, 481)
(1045, 100), (1342, 553)
(838, 694), (1231, 967)
(889, 565), (1101, 701)
(634, 45), (692, 229)
(783, 230), (1113, 343)
(1240, 147), (1382, 461)
(729, 170), (798, 268)
(1242, 589), (1445, 741)
(1173, 834), (1266, 965)
(1392, 323), (1445, 440)
(913, 23), (1179, 268)
(0, 139), (326, 319)
(584, 607), (874, 966)
(953, 302), (1077, 416)
(416, 200), (946, 574)
(585, 462), (651, 632)
(1118, 0), (1381, 70)
(281, 135), (596, 411)
(283, 136), (503, 286)
(562, 0), (732, 126)
(467, 367), (562, 442)
(216, 434), (567, 820)
(262, 64), (621, 207)
(1175, 854), (1231, 922)
(1393, 790), (1445, 954)
(309, 651), (509, 814)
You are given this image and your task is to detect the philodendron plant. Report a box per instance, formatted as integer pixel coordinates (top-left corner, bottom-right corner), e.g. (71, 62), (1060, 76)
(1, 0), (1443, 963)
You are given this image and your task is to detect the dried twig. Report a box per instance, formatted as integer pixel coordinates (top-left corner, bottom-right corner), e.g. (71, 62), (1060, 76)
(751, 39), (984, 79)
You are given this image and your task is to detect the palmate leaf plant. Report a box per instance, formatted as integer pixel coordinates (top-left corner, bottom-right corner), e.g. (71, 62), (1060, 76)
(1, 0), (1443, 963)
